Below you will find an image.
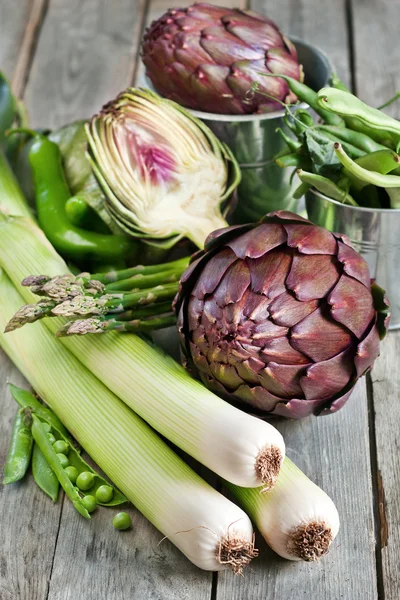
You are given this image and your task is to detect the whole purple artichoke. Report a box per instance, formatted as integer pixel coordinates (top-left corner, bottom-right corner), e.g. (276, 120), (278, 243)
(142, 3), (303, 115)
(175, 211), (390, 418)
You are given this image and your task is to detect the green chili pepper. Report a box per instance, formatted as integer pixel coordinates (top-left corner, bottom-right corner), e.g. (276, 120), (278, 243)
(9, 383), (69, 437)
(317, 125), (386, 153)
(317, 88), (400, 147)
(31, 414), (91, 518)
(32, 442), (60, 502)
(26, 133), (137, 261)
(261, 73), (344, 125)
(65, 195), (91, 227)
(334, 143), (400, 187)
(3, 409), (33, 484)
(297, 169), (358, 206)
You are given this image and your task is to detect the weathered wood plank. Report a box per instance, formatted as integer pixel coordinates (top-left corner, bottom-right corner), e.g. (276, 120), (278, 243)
(351, 3), (400, 598)
(369, 332), (400, 600)
(0, 351), (63, 600)
(0, 0), (33, 79)
(47, 493), (211, 600)
(24, 0), (146, 129)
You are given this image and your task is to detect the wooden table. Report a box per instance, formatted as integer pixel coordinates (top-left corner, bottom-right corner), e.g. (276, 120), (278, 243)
(0, 1), (399, 599)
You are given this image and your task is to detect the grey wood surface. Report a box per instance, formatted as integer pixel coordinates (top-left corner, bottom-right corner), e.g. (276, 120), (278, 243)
(0, 0), (399, 599)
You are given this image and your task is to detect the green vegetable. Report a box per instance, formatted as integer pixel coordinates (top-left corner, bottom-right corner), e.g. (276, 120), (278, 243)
(32, 443), (59, 502)
(65, 195), (91, 227)
(317, 87), (400, 147)
(8, 383), (69, 437)
(334, 143), (400, 187)
(76, 471), (94, 491)
(317, 125), (386, 153)
(3, 409), (33, 484)
(112, 512), (131, 531)
(261, 73), (343, 125)
(42, 422), (51, 433)
(82, 495), (97, 513)
(31, 415), (90, 518)
(96, 485), (113, 503)
(297, 169), (358, 206)
(65, 465), (79, 484)
(56, 453), (69, 468)
(47, 433), (56, 445)
(26, 133), (137, 261)
(53, 440), (69, 454)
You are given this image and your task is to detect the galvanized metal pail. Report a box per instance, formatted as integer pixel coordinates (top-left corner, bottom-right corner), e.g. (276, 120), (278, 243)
(190, 38), (333, 223)
(306, 189), (400, 330)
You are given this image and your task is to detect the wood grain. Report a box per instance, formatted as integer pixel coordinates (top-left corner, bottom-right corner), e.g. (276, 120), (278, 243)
(0, 0), (33, 79)
(351, 2), (400, 597)
(0, 351), (63, 600)
(24, 0), (146, 128)
(369, 333), (400, 600)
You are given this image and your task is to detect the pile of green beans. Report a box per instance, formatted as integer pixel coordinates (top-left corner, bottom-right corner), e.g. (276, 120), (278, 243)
(3, 384), (128, 522)
(269, 73), (400, 209)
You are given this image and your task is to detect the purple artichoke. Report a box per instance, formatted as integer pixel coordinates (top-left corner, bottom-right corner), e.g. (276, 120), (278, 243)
(142, 3), (303, 115)
(175, 211), (390, 418)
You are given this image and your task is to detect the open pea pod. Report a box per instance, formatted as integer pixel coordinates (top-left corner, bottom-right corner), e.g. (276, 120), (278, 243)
(36, 416), (127, 506)
(9, 383), (69, 438)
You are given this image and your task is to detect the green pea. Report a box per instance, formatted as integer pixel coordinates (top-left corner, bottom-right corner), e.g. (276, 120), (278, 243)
(95, 485), (113, 504)
(112, 512), (131, 531)
(53, 440), (69, 455)
(42, 422), (51, 433)
(47, 433), (56, 445)
(76, 471), (94, 491)
(82, 495), (97, 513)
(64, 465), (79, 484)
(56, 453), (69, 468)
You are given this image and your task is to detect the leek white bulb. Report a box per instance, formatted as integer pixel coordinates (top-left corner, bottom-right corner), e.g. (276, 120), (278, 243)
(86, 89), (241, 248)
(228, 458), (340, 561)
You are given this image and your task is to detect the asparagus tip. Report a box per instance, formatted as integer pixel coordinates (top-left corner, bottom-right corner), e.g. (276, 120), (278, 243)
(218, 533), (258, 575)
(287, 521), (333, 561)
(56, 318), (107, 336)
(21, 274), (51, 287)
(255, 446), (283, 492)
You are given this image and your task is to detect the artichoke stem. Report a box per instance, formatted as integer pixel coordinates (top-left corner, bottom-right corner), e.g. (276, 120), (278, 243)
(186, 215), (229, 249)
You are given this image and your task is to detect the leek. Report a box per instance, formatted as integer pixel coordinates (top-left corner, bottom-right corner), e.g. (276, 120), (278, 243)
(0, 268), (257, 573)
(227, 458), (340, 562)
(0, 214), (285, 491)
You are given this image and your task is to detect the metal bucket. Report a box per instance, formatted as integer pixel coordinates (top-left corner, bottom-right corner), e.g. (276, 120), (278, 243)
(189, 38), (333, 223)
(306, 189), (400, 330)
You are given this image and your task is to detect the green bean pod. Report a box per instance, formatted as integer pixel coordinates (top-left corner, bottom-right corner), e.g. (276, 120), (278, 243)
(9, 383), (69, 437)
(275, 127), (301, 152)
(344, 149), (400, 192)
(297, 169), (358, 206)
(31, 415), (90, 519)
(329, 73), (351, 93)
(261, 73), (344, 125)
(334, 143), (400, 187)
(315, 129), (365, 158)
(275, 152), (310, 169)
(3, 409), (33, 484)
(32, 442), (60, 502)
(317, 88), (400, 146)
(317, 125), (386, 153)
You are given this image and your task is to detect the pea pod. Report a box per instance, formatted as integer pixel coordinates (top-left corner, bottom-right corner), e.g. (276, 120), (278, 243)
(329, 73), (351, 93)
(317, 88), (400, 146)
(3, 409), (33, 484)
(31, 415), (91, 519)
(297, 169), (358, 206)
(334, 143), (400, 187)
(261, 73), (344, 125)
(32, 442), (59, 502)
(9, 383), (69, 437)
